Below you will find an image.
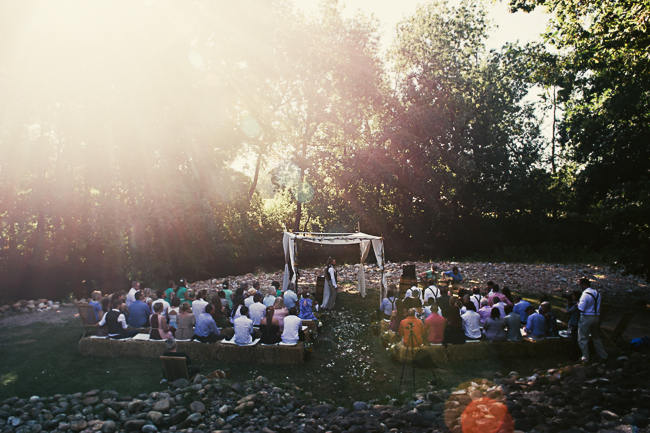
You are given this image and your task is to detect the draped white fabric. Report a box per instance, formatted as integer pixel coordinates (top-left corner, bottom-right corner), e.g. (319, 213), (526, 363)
(281, 233), (298, 290)
(358, 240), (372, 297)
(288, 237), (296, 285)
(282, 263), (290, 292)
(282, 233), (291, 291)
(281, 232), (385, 301)
(371, 239), (385, 306)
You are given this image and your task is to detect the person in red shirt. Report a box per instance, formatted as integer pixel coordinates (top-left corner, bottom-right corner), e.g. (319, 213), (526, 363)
(399, 308), (424, 347)
(424, 301), (446, 344)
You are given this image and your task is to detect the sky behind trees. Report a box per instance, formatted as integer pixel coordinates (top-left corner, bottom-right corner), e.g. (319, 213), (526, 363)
(297, 0), (550, 51)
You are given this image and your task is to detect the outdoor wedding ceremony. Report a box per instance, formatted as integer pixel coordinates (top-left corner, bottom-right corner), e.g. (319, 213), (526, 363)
(0, 0), (648, 432)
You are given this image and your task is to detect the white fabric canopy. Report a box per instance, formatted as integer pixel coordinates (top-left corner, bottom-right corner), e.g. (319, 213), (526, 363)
(282, 232), (385, 304)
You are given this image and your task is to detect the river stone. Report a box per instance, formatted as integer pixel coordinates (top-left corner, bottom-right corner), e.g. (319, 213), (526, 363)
(142, 424), (158, 433)
(190, 401), (205, 413)
(128, 399), (144, 413)
(105, 407), (118, 419)
(601, 410), (619, 421)
(235, 401), (254, 412)
(84, 396), (100, 405)
(218, 405), (231, 415)
(169, 408), (189, 425)
(185, 412), (202, 424)
(352, 401), (368, 411)
(70, 419), (88, 431)
(171, 378), (189, 388)
(101, 420), (116, 433)
(152, 398), (171, 412)
(147, 411), (163, 425)
(124, 419), (146, 431)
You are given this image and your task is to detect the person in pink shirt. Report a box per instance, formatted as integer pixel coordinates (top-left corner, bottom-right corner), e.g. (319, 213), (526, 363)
(488, 285), (513, 306)
(272, 297), (289, 330)
(478, 299), (492, 325)
(424, 301), (446, 344)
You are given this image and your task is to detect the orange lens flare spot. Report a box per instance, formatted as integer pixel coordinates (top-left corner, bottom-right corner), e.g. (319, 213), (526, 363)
(461, 397), (513, 433)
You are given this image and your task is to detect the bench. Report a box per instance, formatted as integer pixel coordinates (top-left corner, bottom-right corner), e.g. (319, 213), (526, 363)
(78, 337), (305, 365)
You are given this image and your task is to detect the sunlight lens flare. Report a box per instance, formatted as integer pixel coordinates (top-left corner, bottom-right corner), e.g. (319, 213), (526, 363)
(461, 397), (513, 433)
(240, 114), (262, 139)
(444, 378), (513, 433)
(296, 181), (314, 203)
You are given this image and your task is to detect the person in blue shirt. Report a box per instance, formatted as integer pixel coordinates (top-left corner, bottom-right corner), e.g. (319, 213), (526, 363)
(512, 296), (531, 324)
(298, 292), (317, 320)
(525, 305), (547, 340)
(283, 284), (298, 310)
(380, 285), (398, 318)
(88, 291), (103, 322)
(127, 291), (151, 328)
(540, 301), (558, 337)
(443, 266), (463, 283)
(193, 304), (221, 343)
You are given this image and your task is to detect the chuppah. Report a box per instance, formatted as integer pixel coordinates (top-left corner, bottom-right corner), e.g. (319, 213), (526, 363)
(281, 232), (387, 307)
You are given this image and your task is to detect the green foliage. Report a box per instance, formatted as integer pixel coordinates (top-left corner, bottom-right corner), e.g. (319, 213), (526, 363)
(511, 0), (650, 276)
(1, 0), (647, 301)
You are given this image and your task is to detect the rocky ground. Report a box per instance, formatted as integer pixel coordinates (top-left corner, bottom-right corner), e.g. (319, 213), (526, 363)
(1, 262), (648, 432)
(190, 261), (649, 300)
(1, 353), (648, 433)
(0, 305), (75, 328)
(0, 300), (64, 320)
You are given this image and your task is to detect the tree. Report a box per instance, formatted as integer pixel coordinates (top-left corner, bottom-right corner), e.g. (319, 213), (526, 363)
(512, 0), (650, 275)
(358, 0), (547, 254)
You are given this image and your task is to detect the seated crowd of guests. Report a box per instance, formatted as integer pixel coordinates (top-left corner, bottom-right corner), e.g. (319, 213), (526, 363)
(92, 279), (318, 346)
(381, 276), (560, 348)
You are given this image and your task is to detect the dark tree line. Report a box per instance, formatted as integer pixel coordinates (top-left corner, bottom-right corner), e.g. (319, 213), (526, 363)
(1, 0), (647, 302)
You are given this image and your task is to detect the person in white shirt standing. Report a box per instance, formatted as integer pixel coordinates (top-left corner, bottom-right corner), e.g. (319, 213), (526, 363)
(192, 289), (209, 318)
(469, 287), (483, 312)
(423, 282), (440, 305)
(322, 257), (338, 310)
(281, 307), (302, 344)
(126, 281), (140, 308)
(577, 277), (607, 362)
(461, 303), (482, 340)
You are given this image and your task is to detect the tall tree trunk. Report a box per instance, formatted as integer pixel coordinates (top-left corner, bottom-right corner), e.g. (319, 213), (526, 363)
(551, 86), (557, 175)
(293, 166), (304, 231)
(248, 149), (262, 203)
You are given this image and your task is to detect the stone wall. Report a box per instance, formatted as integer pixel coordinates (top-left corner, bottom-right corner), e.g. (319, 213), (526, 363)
(78, 338), (305, 365)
